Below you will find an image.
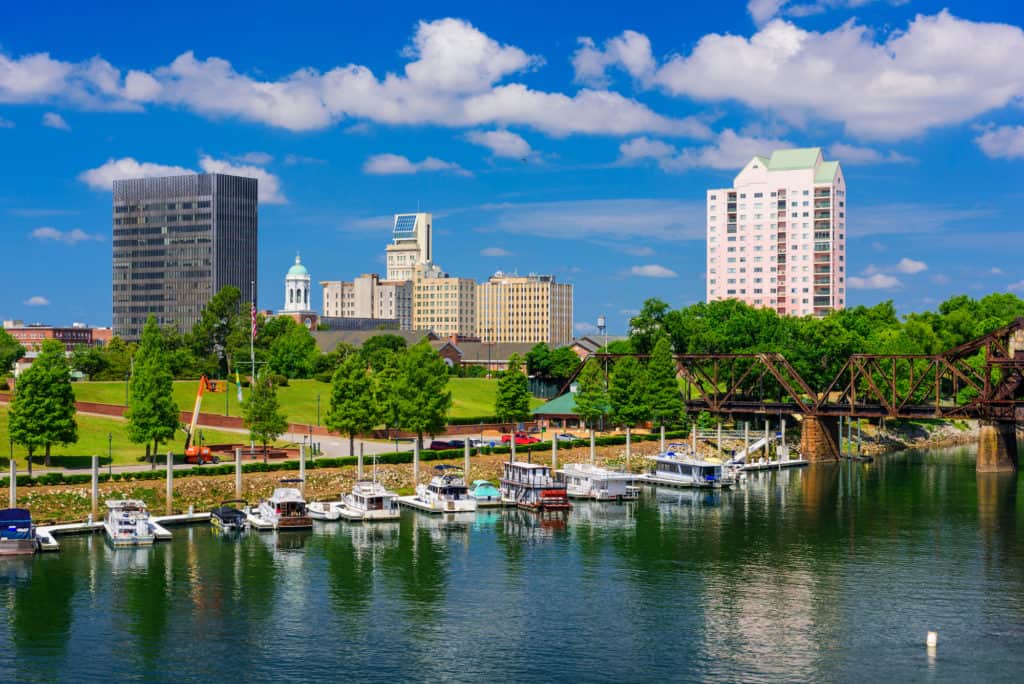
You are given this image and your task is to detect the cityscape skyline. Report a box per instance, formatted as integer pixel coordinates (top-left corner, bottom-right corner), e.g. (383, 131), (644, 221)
(2, 0), (1022, 334)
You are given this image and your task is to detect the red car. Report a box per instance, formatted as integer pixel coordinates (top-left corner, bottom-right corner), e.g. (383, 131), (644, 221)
(501, 433), (540, 445)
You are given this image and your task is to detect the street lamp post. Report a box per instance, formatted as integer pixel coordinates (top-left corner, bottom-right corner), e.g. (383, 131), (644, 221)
(107, 433), (112, 476)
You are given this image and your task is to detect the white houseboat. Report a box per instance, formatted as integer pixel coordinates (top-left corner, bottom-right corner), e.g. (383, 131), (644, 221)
(643, 444), (735, 489)
(401, 465), (478, 514)
(340, 480), (401, 521)
(500, 461), (571, 512)
(251, 481), (313, 530)
(103, 500), (156, 547)
(560, 463), (638, 501)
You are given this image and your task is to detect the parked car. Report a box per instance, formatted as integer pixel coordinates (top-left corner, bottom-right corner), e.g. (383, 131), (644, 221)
(555, 433), (577, 443)
(429, 440), (455, 450)
(468, 438), (489, 448)
(447, 439), (465, 449)
(501, 432), (541, 445)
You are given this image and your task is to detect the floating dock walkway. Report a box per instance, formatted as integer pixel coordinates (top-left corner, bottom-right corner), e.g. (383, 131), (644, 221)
(741, 458), (809, 471)
(35, 512), (210, 552)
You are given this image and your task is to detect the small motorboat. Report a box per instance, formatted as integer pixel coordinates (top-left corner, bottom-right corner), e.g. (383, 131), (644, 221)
(468, 479), (502, 506)
(210, 500), (249, 533)
(308, 500), (344, 521)
(0, 508), (40, 555)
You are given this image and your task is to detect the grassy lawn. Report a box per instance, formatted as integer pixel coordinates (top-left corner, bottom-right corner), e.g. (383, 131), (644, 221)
(0, 404), (282, 470)
(72, 377), (544, 423)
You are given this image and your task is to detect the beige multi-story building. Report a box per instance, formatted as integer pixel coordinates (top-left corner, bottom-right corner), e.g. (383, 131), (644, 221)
(320, 273), (412, 329)
(706, 147), (847, 318)
(476, 272), (573, 346)
(411, 263), (476, 337)
(385, 212), (432, 281)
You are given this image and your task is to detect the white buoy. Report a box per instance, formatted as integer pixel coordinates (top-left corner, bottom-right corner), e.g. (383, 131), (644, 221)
(926, 631), (938, 647)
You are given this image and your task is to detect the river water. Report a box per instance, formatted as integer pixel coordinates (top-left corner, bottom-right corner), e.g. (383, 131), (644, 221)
(1, 445), (1022, 683)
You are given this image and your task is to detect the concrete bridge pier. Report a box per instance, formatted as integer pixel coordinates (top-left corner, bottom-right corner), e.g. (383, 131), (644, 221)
(977, 420), (1018, 473)
(800, 415), (840, 462)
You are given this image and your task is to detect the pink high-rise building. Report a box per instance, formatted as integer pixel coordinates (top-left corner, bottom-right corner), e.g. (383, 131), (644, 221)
(706, 148), (847, 317)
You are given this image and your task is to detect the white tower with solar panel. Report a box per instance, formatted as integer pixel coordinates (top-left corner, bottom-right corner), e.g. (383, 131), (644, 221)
(385, 212), (432, 281)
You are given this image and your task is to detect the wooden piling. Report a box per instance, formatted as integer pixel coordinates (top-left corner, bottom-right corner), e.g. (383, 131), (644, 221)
(234, 447), (242, 499)
(464, 440), (470, 479)
(9, 459), (16, 508)
(165, 451), (173, 515)
(91, 455), (98, 519)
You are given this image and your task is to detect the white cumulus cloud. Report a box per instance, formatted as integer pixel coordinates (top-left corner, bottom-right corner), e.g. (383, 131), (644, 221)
(584, 12), (1024, 140)
(619, 129), (791, 172)
(363, 153), (470, 176)
(78, 156), (285, 203)
(629, 264), (678, 278)
(894, 257), (927, 274)
(975, 125), (1024, 160)
(30, 226), (103, 244)
(480, 247), (513, 257)
(848, 273), (902, 290)
(572, 30), (656, 86)
(466, 129), (532, 158)
(42, 112), (70, 130)
(24, 295), (50, 306)
(828, 142), (915, 165)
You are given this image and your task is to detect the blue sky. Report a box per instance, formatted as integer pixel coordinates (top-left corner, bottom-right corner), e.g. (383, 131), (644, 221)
(1, 0), (1022, 335)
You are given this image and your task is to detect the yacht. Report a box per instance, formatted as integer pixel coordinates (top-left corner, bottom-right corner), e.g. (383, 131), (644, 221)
(407, 465), (478, 513)
(643, 444), (734, 489)
(103, 500), (156, 546)
(500, 461), (571, 512)
(253, 481), (313, 530)
(467, 479), (503, 506)
(339, 480), (401, 521)
(560, 463), (638, 501)
(210, 500), (249, 533)
(0, 508), (40, 555)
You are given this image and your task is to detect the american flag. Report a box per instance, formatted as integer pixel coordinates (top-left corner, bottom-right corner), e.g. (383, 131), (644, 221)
(251, 303), (257, 340)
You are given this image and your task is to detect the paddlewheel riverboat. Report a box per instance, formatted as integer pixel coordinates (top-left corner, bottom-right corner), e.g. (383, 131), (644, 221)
(500, 461), (571, 512)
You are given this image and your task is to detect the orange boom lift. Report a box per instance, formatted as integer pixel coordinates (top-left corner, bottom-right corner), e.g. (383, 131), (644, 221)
(183, 375), (226, 464)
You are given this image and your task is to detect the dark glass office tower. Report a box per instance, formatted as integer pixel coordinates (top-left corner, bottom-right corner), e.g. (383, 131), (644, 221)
(112, 173), (257, 339)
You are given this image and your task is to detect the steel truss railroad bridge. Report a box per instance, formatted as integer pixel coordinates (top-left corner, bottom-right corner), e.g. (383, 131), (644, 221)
(561, 318), (1024, 472)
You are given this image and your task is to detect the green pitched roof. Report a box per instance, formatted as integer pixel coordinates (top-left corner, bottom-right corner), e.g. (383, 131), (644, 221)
(532, 392), (579, 416)
(766, 147), (822, 171)
(753, 155), (769, 166)
(814, 160), (840, 183)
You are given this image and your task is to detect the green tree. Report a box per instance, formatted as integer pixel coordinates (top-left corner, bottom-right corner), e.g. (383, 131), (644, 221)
(609, 356), (650, 464)
(326, 354), (378, 457)
(373, 350), (404, 439)
(629, 298), (672, 355)
(93, 336), (135, 381)
(0, 327), (25, 376)
(647, 336), (685, 430)
(360, 334), (408, 371)
(70, 343), (108, 379)
(243, 375), (289, 462)
(525, 343), (551, 378)
(190, 285), (245, 376)
(547, 346), (581, 384)
(266, 318), (318, 378)
(126, 315), (180, 467)
(495, 353), (531, 426)
(398, 340), (452, 448)
(574, 359), (609, 462)
(8, 339), (78, 473)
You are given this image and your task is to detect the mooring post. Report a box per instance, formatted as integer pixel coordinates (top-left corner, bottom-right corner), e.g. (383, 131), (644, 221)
(716, 423), (722, 459)
(765, 420), (770, 461)
(358, 442), (364, 479)
(744, 422), (749, 462)
(234, 447), (242, 499)
(91, 455), (98, 519)
(9, 459), (16, 508)
(590, 429), (596, 465)
(659, 424), (665, 453)
(625, 427), (632, 469)
(857, 420), (862, 455)
(839, 416), (844, 457)
(552, 433), (558, 470)
(299, 445), (306, 493)
(781, 419), (787, 460)
(848, 417), (854, 457)
(166, 450), (174, 515)
(691, 427), (697, 456)
(464, 440), (470, 479)
(413, 440), (420, 485)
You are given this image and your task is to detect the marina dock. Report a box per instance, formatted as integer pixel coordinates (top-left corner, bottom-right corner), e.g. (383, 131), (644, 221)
(35, 511), (210, 551)
(741, 459), (809, 471)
